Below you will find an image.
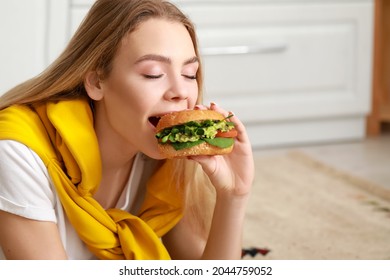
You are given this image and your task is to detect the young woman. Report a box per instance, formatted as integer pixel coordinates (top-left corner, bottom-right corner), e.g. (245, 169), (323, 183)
(0, 0), (254, 260)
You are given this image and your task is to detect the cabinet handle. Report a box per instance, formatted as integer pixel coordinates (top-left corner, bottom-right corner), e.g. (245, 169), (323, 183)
(201, 43), (287, 56)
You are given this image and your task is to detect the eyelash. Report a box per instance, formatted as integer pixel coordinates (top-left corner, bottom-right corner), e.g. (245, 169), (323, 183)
(143, 74), (163, 79)
(182, 74), (197, 80)
(143, 74), (197, 80)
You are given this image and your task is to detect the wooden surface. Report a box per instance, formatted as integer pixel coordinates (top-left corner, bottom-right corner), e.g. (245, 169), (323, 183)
(367, 0), (390, 135)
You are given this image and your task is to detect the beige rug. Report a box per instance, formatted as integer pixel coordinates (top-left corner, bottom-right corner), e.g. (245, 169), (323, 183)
(243, 151), (390, 260)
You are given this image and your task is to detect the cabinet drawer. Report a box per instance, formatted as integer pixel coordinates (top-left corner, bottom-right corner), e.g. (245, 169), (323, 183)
(199, 22), (355, 121)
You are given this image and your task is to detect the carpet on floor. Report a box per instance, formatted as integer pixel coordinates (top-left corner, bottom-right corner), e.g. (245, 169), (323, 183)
(243, 151), (390, 260)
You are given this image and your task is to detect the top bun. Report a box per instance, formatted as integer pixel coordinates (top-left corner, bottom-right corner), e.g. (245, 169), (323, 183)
(156, 109), (225, 132)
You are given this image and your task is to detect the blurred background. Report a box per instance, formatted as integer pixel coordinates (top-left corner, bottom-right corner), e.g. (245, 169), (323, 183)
(0, 0), (389, 259)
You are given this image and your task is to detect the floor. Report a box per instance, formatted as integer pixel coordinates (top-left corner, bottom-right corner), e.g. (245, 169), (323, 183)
(253, 132), (390, 190)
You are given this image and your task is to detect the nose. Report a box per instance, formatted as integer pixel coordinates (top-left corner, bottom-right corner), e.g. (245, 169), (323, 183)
(164, 76), (191, 102)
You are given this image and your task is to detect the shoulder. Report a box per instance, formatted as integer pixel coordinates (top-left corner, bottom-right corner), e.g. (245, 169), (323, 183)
(0, 140), (57, 222)
(0, 140), (50, 173)
(0, 139), (44, 160)
(0, 104), (57, 162)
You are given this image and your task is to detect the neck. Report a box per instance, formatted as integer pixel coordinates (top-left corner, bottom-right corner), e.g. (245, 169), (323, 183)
(94, 155), (134, 209)
(92, 105), (138, 209)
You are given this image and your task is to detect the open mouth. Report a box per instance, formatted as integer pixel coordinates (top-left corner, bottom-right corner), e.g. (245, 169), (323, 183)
(148, 116), (161, 128)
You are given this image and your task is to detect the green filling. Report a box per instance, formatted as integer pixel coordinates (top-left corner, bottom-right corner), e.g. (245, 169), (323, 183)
(171, 140), (205, 151)
(170, 138), (234, 151)
(204, 138), (234, 149)
(156, 116), (235, 151)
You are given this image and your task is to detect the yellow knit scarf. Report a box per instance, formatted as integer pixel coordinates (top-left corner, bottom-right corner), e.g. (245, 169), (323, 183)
(0, 99), (183, 259)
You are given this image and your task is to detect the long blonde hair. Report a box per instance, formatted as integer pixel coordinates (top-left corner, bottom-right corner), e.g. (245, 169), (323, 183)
(0, 0), (204, 108)
(0, 0), (213, 236)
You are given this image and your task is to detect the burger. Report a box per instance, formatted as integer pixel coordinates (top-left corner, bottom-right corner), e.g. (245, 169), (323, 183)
(155, 109), (237, 158)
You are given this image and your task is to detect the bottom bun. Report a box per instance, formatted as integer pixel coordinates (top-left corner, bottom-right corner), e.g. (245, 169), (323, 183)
(158, 142), (234, 159)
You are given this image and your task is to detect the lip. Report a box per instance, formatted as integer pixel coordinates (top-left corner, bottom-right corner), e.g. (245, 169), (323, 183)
(148, 111), (174, 129)
(148, 109), (189, 130)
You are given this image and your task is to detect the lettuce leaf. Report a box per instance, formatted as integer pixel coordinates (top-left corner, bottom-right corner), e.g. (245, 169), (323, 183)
(204, 138), (234, 149)
(171, 140), (205, 151)
(170, 138), (234, 151)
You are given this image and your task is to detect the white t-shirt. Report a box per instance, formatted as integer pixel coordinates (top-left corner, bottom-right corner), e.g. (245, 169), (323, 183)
(0, 140), (151, 259)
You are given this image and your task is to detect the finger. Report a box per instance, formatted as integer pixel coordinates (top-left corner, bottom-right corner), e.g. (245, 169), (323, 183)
(210, 103), (249, 143)
(218, 109), (250, 144)
(188, 155), (218, 176)
(230, 112), (250, 143)
(210, 102), (229, 117)
(194, 104), (209, 110)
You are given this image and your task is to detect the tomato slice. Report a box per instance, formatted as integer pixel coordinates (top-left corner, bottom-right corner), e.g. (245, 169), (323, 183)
(215, 128), (238, 138)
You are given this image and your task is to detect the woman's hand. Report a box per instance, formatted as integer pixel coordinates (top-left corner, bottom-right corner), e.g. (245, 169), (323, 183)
(164, 103), (254, 259)
(189, 102), (254, 198)
(184, 102), (255, 259)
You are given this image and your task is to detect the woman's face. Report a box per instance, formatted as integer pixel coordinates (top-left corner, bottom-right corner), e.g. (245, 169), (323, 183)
(93, 18), (199, 159)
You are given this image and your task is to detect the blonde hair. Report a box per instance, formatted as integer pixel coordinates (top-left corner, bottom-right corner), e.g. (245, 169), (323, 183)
(0, 0), (213, 236)
(0, 0), (204, 108)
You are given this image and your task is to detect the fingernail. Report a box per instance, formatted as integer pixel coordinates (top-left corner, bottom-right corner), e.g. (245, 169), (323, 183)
(210, 102), (217, 107)
(194, 105), (202, 110)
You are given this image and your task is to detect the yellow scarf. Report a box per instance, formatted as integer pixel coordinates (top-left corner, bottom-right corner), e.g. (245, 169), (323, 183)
(0, 99), (183, 259)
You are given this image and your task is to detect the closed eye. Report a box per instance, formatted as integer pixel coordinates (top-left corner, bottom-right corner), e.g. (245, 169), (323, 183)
(143, 74), (164, 79)
(182, 74), (197, 80)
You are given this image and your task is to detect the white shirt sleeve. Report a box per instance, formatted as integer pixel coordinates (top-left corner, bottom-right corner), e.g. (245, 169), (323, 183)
(0, 140), (57, 222)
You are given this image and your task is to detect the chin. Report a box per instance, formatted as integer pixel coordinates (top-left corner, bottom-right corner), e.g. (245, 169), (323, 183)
(146, 153), (167, 160)
(140, 145), (167, 160)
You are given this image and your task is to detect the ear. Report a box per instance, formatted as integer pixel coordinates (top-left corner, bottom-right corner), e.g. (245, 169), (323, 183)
(84, 71), (104, 101)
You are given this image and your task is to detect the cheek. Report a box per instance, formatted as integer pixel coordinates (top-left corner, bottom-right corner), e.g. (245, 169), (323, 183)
(100, 82), (138, 126)
(104, 75), (144, 107)
(191, 85), (200, 107)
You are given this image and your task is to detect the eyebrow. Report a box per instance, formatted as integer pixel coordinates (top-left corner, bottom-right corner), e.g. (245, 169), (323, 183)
(135, 54), (199, 65)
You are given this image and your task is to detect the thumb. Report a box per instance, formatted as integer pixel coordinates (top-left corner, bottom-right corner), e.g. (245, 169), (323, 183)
(188, 155), (218, 177)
